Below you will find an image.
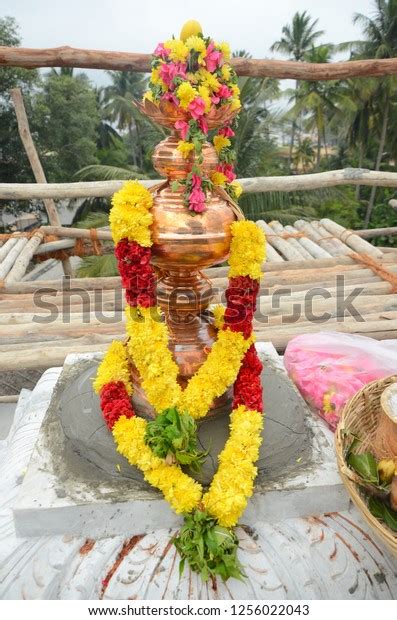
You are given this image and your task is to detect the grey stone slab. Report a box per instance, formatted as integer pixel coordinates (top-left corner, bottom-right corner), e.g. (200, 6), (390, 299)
(13, 345), (348, 538)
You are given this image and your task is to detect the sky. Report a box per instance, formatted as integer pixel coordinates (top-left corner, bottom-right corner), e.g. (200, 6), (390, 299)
(3, 0), (375, 86)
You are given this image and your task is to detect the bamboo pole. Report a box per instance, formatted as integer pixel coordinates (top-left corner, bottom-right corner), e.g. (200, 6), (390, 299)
(257, 220), (304, 261)
(0, 237), (19, 263)
(5, 231), (44, 283)
(4, 169), (397, 201)
(34, 238), (75, 255)
(0, 238), (28, 280)
(10, 88), (73, 277)
(293, 220), (340, 256)
(311, 221), (351, 256)
(283, 224), (332, 259)
(21, 259), (59, 281)
(0, 342), (112, 371)
(264, 243), (285, 263)
(268, 221), (313, 260)
(207, 253), (397, 279)
(40, 226), (112, 240)
(2, 253), (397, 294)
(320, 218), (384, 258)
(2, 45), (397, 80)
(356, 226), (397, 239)
(0, 395), (19, 403)
(0, 316), (396, 368)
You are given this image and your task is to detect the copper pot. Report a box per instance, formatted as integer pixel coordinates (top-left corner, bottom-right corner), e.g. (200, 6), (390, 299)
(130, 133), (238, 419)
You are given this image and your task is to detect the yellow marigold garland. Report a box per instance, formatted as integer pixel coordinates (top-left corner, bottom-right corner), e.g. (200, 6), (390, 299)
(228, 220), (266, 281)
(109, 180), (153, 246)
(112, 406), (263, 527)
(202, 406), (263, 526)
(179, 329), (254, 419)
(93, 340), (133, 395)
(113, 415), (202, 514)
(125, 305), (182, 413)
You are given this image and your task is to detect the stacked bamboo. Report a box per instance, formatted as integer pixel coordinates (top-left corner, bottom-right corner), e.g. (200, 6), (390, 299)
(1, 247), (397, 375)
(0, 218), (389, 284)
(257, 218), (384, 262)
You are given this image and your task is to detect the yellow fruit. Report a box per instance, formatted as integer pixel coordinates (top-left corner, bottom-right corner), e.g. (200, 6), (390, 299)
(180, 20), (203, 42)
(377, 458), (397, 484)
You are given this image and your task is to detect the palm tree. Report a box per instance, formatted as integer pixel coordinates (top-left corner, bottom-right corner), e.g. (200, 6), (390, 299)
(341, 0), (397, 224)
(50, 67), (74, 77)
(102, 71), (148, 170)
(293, 137), (315, 172)
(333, 78), (378, 199)
(232, 51), (281, 178)
(271, 11), (325, 167)
(290, 45), (339, 166)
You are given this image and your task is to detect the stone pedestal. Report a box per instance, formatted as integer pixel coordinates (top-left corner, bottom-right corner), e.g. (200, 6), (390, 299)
(12, 343), (348, 539)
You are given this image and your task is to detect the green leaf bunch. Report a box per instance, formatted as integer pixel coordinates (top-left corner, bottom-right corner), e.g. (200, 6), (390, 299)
(173, 510), (244, 582)
(144, 407), (206, 471)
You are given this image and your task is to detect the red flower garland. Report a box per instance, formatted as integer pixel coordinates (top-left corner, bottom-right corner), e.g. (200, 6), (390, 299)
(114, 239), (156, 308)
(223, 275), (260, 339)
(232, 344), (263, 413)
(223, 274), (263, 413)
(100, 381), (134, 429)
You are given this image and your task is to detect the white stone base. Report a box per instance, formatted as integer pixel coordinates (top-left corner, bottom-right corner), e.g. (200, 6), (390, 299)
(2, 361), (396, 600)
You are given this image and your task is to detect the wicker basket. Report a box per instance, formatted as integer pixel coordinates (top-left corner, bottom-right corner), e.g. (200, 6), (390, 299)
(335, 374), (397, 556)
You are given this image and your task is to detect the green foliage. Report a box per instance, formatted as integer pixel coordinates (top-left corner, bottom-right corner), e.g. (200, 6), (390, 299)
(102, 70), (165, 174)
(144, 408), (206, 471)
(75, 165), (146, 181)
(368, 497), (397, 531)
(33, 73), (100, 182)
(0, 16), (38, 98)
(317, 188), (361, 228)
(173, 511), (244, 582)
(76, 212), (109, 229)
(0, 17), (39, 184)
(76, 255), (118, 278)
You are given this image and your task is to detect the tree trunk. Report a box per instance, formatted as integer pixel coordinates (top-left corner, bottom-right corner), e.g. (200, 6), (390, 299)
(323, 128), (328, 160)
(355, 142), (364, 201)
(364, 98), (390, 226)
(288, 80), (299, 170)
(316, 132), (321, 167)
(288, 120), (296, 169)
(128, 123), (137, 168)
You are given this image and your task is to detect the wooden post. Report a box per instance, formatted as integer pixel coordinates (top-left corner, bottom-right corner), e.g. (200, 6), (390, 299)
(10, 88), (73, 277)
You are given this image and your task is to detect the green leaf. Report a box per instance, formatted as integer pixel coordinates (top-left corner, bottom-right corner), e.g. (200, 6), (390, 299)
(347, 452), (379, 484)
(178, 557), (185, 577)
(383, 506), (397, 532)
(368, 496), (385, 519)
(171, 180), (181, 192)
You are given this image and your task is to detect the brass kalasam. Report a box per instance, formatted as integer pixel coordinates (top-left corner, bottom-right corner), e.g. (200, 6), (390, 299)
(130, 106), (240, 419)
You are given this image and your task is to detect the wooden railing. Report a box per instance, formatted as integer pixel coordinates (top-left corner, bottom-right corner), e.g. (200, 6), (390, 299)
(2, 169), (397, 201)
(1, 46), (397, 79)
